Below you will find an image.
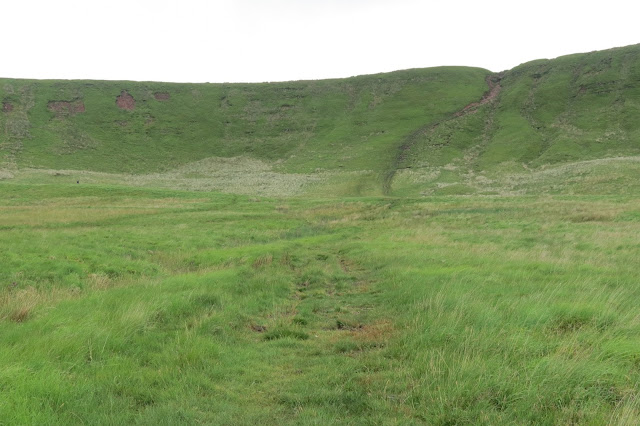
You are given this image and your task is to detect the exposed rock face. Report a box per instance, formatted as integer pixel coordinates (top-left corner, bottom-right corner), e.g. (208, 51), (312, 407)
(47, 100), (85, 116)
(116, 91), (135, 110)
(154, 92), (170, 101)
(2, 102), (13, 112)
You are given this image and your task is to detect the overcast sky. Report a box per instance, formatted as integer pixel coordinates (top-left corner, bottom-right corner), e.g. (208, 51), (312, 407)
(3, 0), (638, 83)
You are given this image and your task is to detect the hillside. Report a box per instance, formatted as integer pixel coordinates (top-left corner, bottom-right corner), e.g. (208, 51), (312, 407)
(5, 45), (640, 424)
(392, 43), (640, 196)
(2, 44), (640, 196)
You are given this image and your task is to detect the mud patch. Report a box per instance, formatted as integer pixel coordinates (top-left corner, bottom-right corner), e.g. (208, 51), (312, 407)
(250, 324), (267, 333)
(47, 100), (85, 116)
(2, 102), (13, 113)
(116, 91), (136, 110)
(154, 92), (170, 101)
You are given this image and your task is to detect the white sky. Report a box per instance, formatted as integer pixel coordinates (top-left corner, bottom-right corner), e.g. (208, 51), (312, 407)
(3, 0), (639, 83)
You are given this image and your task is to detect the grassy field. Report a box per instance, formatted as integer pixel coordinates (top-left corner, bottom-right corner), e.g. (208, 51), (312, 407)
(3, 181), (640, 423)
(3, 44), (640, 423)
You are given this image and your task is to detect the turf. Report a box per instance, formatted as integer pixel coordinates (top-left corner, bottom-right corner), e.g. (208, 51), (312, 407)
(2, 44), (640, 423)
(3, 184), (640, 423)
(3, 44), (640, 196)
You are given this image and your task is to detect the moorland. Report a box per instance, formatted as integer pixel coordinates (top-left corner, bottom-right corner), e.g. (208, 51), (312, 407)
(2, 44), (640, 423)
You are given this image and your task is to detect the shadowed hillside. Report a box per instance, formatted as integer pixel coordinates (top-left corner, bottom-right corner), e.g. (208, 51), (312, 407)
(2, 44), (640, 196)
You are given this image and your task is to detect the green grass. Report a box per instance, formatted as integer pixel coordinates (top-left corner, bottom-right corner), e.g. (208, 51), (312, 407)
(3, 44), (640, 423)
(3, 183), (640, 423)
(4, 44), (640, 196)
(0, 67), (488, 179)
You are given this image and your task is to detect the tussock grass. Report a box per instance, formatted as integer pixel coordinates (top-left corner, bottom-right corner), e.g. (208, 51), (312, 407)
(1, 183), (640, 422)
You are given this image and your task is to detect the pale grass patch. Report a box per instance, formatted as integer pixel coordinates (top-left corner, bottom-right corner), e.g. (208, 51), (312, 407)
(10, 157), (328, 197)
(0, 206), (159, 226)
(609, 392), (640, 425)
(87, 273), (113, 290)
(328, 213), (364, 224)
(493, 156), (640, 193)
(0, 286), (80, 323)
(0, 274), (143, 323)
(388, 229), (451, 246)
(394, 168), (441, 185)
(301, 202), (370, 224)
(0, 170), (14, 179)
(121, 302), (152, 325)
(590, 228), (640, 247)
(391, 155), (640, 196)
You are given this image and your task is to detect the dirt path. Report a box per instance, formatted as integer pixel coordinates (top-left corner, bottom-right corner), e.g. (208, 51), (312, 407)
(382, 74), (502, 195)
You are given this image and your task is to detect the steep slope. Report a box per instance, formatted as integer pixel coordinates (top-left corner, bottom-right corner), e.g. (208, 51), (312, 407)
(2, 43), (640, 196)
(481, 44), (640, 169)
(0, 68), (488, 177)
(389, 43), (640, 195)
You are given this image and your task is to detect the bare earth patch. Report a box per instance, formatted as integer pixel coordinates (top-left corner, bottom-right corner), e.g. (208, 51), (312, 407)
(116, 91), (136, 110)
(47, 100), (85, 116)
(454, 74), (503, 117)
(2, 102), (13, 113)
(154, 92), (170, 101)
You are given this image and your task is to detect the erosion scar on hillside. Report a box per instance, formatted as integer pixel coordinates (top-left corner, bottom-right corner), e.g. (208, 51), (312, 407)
(382, 74), (502, 195)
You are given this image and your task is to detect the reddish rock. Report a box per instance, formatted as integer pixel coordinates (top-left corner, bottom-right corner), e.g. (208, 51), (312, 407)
(154, 92), (170, 101)
(116, 91), (136, 110)
(2, 102), (13, 112)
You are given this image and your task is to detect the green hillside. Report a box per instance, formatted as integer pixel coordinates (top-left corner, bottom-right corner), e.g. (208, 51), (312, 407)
(0, 67), (487, 180)
(391, 44), (640, 195)
(3, 43), (639, 196)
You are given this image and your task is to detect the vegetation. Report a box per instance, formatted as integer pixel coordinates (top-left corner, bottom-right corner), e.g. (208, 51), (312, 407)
(3, 44), (640, 196)
(2, 44), (640, 423)
(3, 185), (640, 423)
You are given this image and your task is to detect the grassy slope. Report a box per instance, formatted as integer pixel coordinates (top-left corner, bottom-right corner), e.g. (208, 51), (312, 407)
(0, 67), (488, 177)
(3, 44), (640, 196)
(482, 44), (640, 169)
(390, 44), (640, 195)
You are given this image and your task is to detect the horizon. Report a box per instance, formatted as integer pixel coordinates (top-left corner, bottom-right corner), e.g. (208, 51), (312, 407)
(3, 0), (639, 84)
(1, 44), (637, 85)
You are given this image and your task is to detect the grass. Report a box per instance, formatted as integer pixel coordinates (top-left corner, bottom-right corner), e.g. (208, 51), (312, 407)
(4, 44), (640, 197)
(2, 182), (640, 423)
(3, 43), (640, 423)
(0, 67), (488, 181)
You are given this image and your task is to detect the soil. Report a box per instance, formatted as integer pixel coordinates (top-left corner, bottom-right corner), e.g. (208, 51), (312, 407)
(154, 92), (170, 101)
(2, 102), (14, 112)
(116, 91), (136, 110)
(454, 74), (503, 117)
(47, 100), (85, 116)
